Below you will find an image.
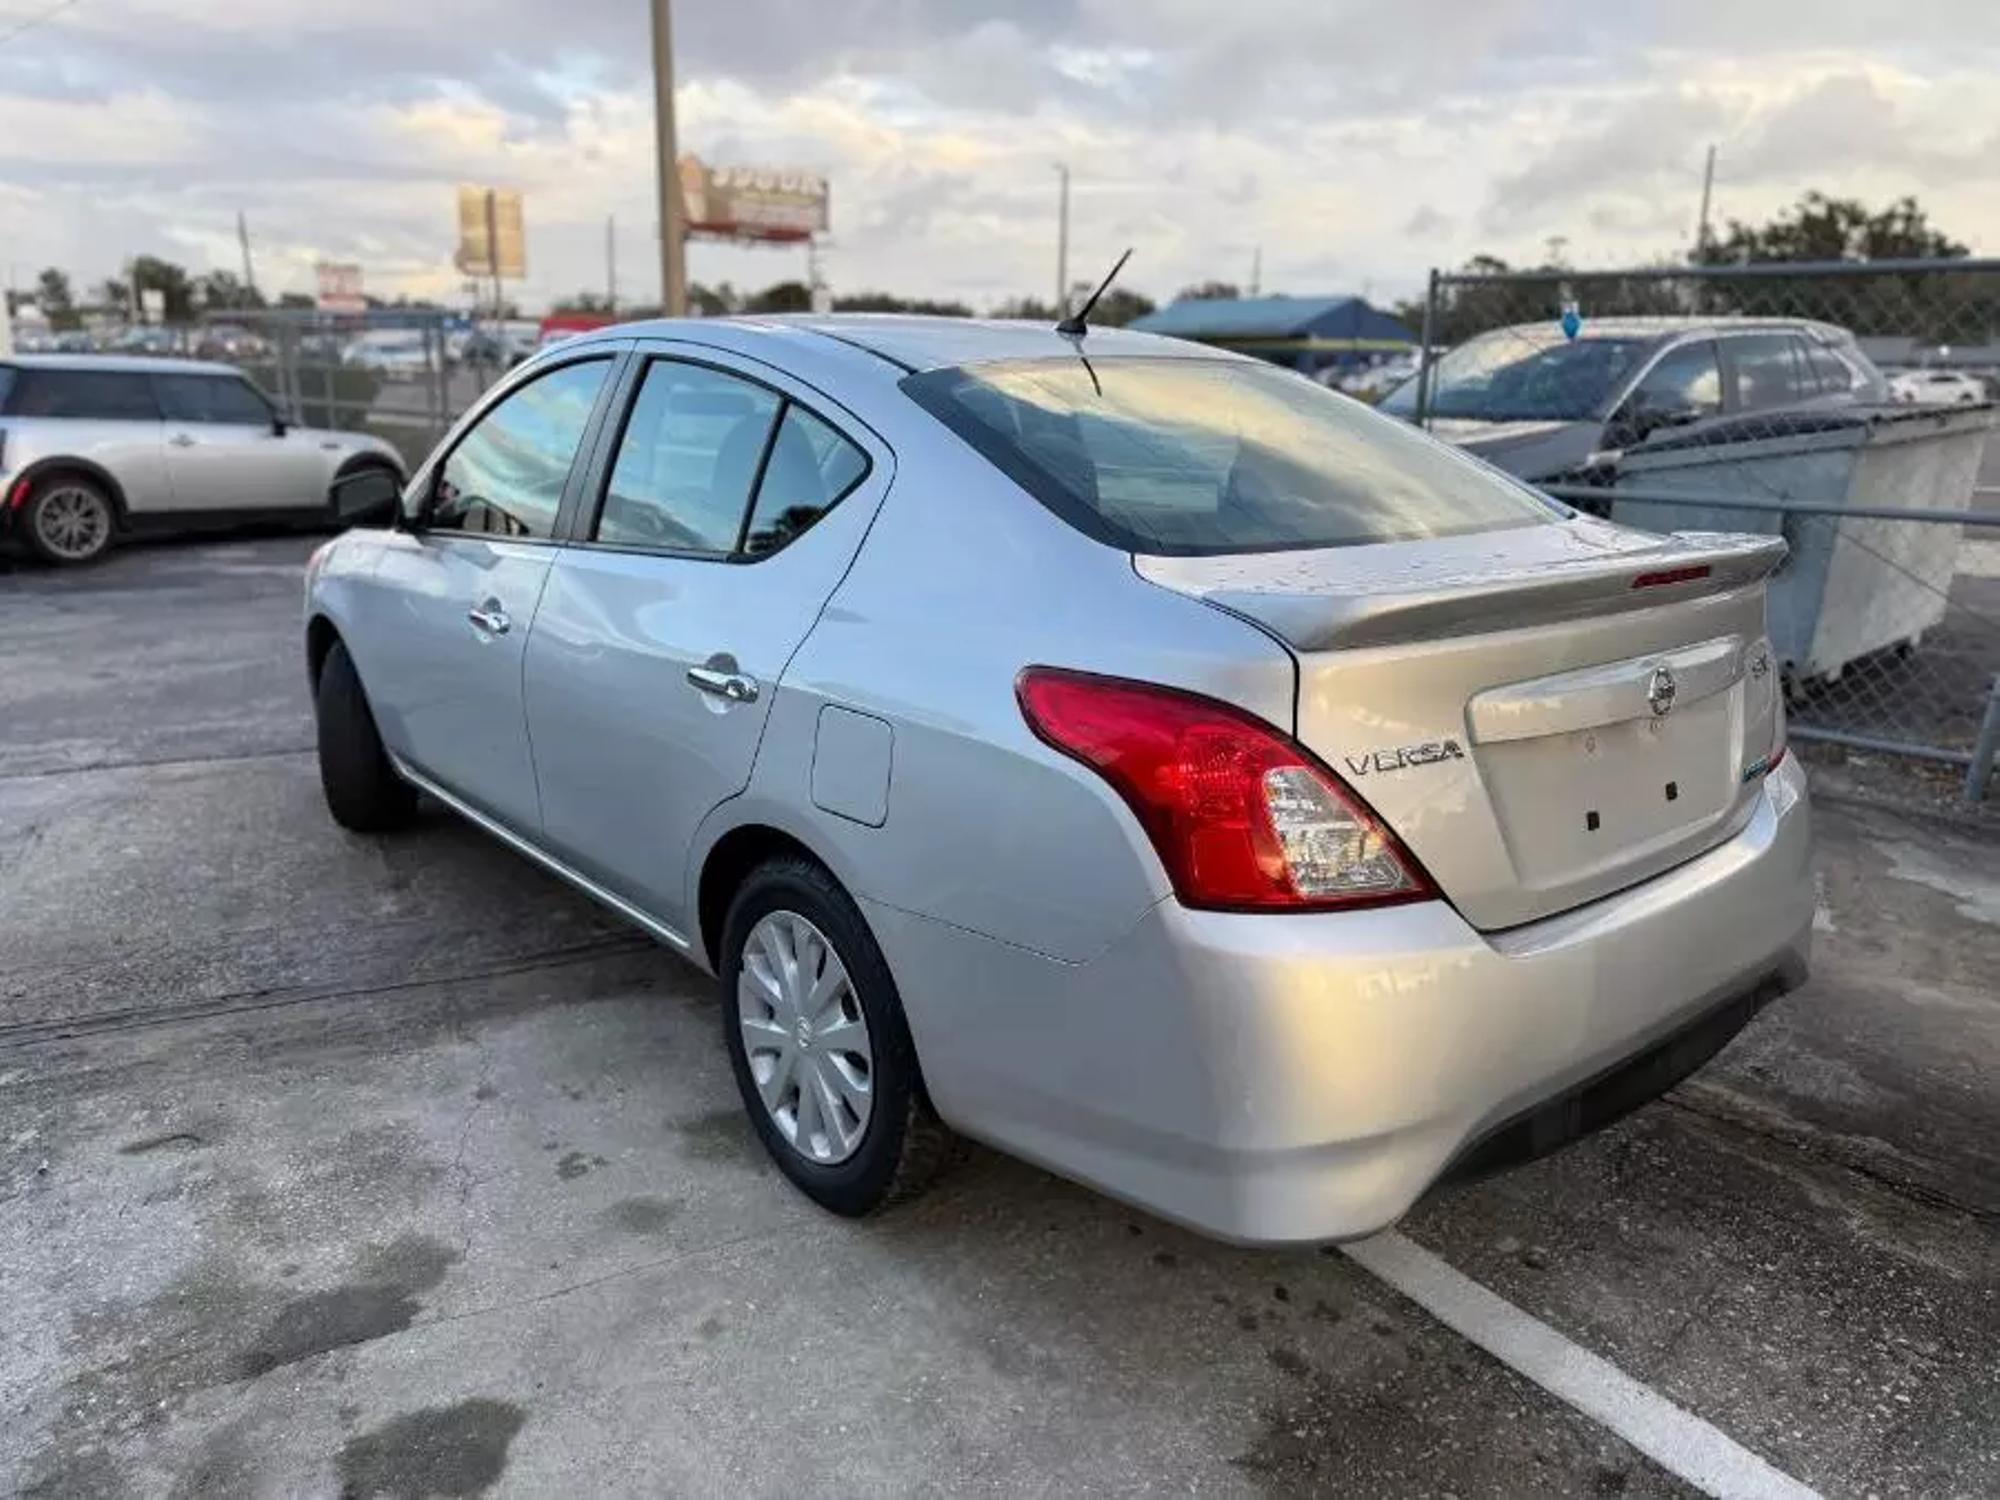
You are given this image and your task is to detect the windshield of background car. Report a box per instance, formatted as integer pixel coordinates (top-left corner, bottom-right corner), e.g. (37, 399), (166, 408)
(1380, 331), (1652, 422)
(903, 357), (1561, 556)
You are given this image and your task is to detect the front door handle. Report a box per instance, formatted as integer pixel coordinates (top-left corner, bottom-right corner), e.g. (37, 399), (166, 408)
(467, 601), (511, 636)
(687, 665), (759, 703)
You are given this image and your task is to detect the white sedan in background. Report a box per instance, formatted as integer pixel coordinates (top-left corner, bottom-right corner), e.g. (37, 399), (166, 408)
(1889, 369), (1988, 405)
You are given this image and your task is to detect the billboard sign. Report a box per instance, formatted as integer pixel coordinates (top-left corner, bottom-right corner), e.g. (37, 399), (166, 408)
(679, 157), (827, 243)
(315, 262), (365, 313)
(455, 186), (526, 279)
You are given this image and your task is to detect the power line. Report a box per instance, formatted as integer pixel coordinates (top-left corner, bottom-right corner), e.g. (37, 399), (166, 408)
(0, 0), (83, 46)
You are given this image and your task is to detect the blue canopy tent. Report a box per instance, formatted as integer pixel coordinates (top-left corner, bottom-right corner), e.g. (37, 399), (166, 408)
(1128, 294), (1415, 376)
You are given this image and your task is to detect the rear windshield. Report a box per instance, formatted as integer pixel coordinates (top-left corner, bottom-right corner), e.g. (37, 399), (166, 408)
(902, 357), (1558, 556)
(1380, 332), (1652, 422)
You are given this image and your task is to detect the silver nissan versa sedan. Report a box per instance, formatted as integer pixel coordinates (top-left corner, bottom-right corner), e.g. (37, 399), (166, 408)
(303, 313), (1812, 1245)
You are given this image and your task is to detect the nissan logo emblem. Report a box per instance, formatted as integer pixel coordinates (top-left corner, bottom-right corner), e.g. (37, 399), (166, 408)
(1647, 665), (1678, 717)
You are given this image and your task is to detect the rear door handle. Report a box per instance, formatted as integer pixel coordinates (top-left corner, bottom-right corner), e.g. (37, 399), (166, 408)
(687, 666), (759, 703)
(168, 433), (196, 448)
(467, 601), (511, 636)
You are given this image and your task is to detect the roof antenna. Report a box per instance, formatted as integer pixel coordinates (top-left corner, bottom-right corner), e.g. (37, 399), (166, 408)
(1055, 248), (1132, 338)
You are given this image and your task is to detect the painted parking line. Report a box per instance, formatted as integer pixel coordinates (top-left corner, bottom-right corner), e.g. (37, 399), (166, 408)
(1343, 1231), (1820, 1500)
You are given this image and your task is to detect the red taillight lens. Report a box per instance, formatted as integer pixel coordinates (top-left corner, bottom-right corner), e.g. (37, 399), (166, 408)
(1016, 667), (1435, 912)
(1631, 564), (1711, 590)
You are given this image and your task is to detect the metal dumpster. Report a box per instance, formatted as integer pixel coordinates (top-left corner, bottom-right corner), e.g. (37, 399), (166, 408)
(1602, 404), (1994, 685)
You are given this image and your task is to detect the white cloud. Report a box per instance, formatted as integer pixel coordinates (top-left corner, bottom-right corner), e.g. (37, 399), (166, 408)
(1, 2), (1996, 312)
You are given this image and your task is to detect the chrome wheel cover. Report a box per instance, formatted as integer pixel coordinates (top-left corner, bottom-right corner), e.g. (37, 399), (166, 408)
(737, 910), (874, 1165)
(34, 486), (111, 561)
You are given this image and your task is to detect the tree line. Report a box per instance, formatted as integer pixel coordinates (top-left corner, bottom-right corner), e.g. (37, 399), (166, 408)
(1397, 192), (1984, 346)
(12, 192), (1981, 340)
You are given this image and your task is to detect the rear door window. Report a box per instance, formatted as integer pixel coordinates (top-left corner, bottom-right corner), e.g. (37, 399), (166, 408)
(156, 374), (275, 425)
(595, 360), (781, 553)
(904, 357), (1557, 555)
(741, 405), (869, 557)
(592, 359), (869, 558)
(1803, 342), (1854, 395)
(0, 367), (15, 412)
(4, 369), (160, 420)
(1727, 334), (1808, 412)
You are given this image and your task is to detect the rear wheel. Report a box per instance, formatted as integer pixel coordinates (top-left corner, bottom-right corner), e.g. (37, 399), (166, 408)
(22, 473), (115, 565)
(720, 856), (959, 1216)
(315, 640), (417, 832)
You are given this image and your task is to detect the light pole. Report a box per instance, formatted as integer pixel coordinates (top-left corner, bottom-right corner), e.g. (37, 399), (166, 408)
(651, 0), (687, 316)
(1055, 163), (1070, 317)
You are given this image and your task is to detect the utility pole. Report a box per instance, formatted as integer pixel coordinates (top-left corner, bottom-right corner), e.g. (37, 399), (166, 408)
(650, 0), (687, 317)
(606, 213), (617, 314)
(237, 210), (257, 297)
(1695, 144), (1717, 254)
(1054, 163), (1070, 316)
(484, 188), (502, 318)
(1250, 245), (1262, 297)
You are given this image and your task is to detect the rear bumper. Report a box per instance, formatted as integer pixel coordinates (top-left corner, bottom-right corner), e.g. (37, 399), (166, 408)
(868, 756), (1812, 1245)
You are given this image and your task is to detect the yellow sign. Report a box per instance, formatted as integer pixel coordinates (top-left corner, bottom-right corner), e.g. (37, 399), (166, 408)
(455, 186), (526, 279)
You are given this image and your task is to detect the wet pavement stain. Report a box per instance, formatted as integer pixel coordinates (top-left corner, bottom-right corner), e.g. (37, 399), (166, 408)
(336, 1397), (526, 1499)
(603, 1195), (681, 1234)
(238, 1233), (459, 1379)
(554, 1150), (608, 1181)
(118, 1130), (207, 1155)
(668, 1107), (761, 1165)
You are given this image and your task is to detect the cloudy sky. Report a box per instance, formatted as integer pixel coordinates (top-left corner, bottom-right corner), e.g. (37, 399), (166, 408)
(3, 0), (1998, 313)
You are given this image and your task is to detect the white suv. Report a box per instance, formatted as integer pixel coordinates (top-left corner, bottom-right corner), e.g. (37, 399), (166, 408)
(0, 354), (404, 565)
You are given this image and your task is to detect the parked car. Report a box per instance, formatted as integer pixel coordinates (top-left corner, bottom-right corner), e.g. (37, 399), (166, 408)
(1380, 316), (1888, 482)
(1329, 354), (1419, 400)
(1888, 368), (1988, 406)
(195, 324), (272, 362)
(304, 316), (1811, 1244)
(0, 354), (405, 565)
(342, 330), (431, 378)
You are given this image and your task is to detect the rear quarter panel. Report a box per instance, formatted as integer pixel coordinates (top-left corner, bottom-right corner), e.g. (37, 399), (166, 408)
(693, 425), (1298, 967)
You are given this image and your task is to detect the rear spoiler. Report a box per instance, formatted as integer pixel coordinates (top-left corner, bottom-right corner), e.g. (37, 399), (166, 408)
(1173, 532), (1788, 652)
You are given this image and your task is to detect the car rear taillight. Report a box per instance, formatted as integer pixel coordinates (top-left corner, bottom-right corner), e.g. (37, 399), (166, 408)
(1016, 667), (1435, 912)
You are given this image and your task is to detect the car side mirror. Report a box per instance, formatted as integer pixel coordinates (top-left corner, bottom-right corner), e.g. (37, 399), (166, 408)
(329, 466), (401, 526)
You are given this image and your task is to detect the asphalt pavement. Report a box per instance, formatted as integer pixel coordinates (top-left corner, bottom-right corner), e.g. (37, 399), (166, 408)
(1, 534), (1995, 1497)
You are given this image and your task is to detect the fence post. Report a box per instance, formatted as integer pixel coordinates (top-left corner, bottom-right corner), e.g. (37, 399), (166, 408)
(281, 321), (302, 424)
(1413, 267), (1440, 431)
(1966, 675), (2000, 806)
(429, 317), (449, 445)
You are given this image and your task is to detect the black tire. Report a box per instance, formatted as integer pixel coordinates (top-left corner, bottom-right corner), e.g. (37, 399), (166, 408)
(315, 640), (417, 832)
(20, 471), (116, 566)
(720, 856), (960, 1216)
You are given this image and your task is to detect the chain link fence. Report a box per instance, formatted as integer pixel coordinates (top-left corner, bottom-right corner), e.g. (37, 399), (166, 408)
(77, 309), (525, 472)
(1406, 257), (2000, 810)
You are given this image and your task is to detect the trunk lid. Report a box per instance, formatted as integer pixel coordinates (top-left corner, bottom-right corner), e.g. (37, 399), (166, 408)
(1137, 518), (1787, 930)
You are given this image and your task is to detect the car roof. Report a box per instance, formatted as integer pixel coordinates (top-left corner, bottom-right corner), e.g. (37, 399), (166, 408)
(1484, 315), (1852, 344)
(0, 352), (242, 377)
(570, 313), (1237, 374)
